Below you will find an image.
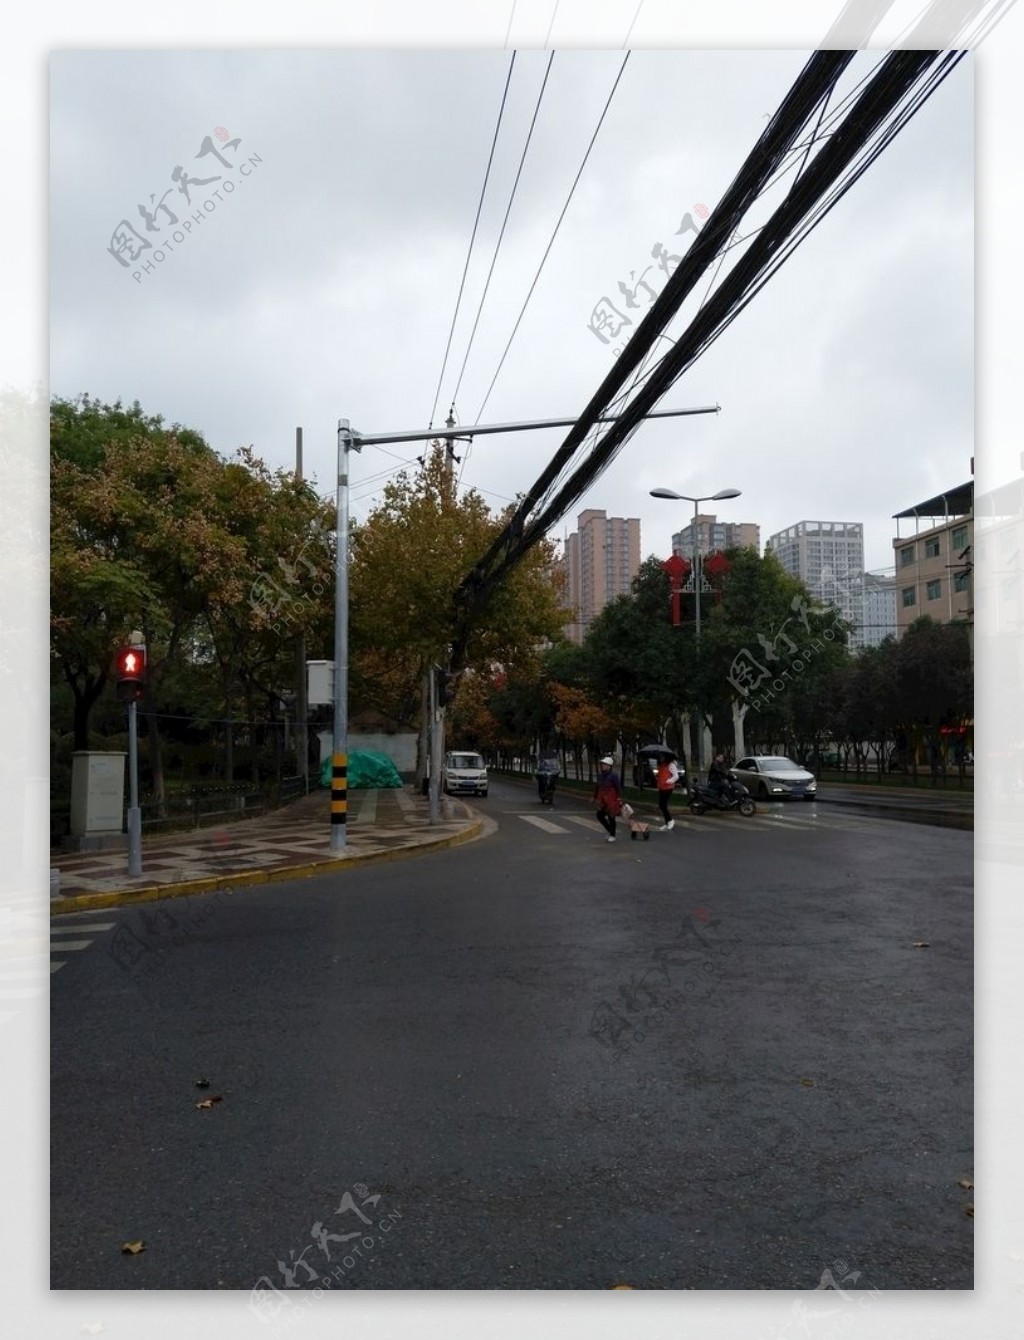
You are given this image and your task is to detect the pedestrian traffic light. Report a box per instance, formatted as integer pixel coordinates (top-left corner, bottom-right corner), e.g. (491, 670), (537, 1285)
(115, 645), (146, 703)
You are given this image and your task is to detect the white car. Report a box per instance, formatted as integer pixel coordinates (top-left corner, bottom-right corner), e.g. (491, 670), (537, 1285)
(443, 751), (488, 798)
(730, 755), (817, 801)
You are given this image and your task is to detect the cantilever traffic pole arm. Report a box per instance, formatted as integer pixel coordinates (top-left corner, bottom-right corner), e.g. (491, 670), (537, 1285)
(345, 404), (720, 449)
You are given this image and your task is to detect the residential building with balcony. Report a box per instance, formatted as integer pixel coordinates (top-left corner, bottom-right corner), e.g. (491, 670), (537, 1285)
(892, 481), (973, 639)
(671, 513), (760, 559)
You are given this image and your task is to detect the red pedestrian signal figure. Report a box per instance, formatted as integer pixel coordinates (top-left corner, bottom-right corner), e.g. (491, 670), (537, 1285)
(116, 646), (146, 703)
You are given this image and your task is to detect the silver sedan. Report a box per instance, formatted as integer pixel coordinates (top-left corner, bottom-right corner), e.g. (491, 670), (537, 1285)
(730, 755), (817, 801)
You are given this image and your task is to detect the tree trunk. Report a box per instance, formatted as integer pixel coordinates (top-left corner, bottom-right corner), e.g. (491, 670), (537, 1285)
(732, 699), (748, 758)
(416, 668), (430, 792)
(69, 676), (106, 751)
(142, 695), (166, 813)
(270, 696), (282, 785)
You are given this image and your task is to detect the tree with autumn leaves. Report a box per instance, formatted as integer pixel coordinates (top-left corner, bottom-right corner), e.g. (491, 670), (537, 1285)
(52, 409), (570, 802)
(347, 444), (570, 773)
(51, 396), (334, 802)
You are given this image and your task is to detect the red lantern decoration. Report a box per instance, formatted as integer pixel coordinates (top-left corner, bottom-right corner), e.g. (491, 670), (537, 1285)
(703, 550), (731, 604)
(661, 553), (690, 625)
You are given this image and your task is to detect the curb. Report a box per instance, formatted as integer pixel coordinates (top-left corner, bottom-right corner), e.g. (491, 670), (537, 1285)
(50, 817), (486, 916)
(815, 797), (973, 830)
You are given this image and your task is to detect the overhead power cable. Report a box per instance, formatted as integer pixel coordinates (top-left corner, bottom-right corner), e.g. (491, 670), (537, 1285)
(456, 50), (855, 599)
(449, 52), (556, 413)
(450, 47), (962, 664)
(473, 50), (632, 424)
(427, 53), (516, 431)
(515, 51), (956, 558)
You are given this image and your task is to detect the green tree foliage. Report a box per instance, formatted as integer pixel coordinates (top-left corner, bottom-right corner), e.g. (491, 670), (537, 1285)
(50, 397), (333, 799)
(347, 445), (569, 728)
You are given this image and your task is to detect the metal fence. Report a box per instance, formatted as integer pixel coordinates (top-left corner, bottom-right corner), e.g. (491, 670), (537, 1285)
(50, 776), (310, 849)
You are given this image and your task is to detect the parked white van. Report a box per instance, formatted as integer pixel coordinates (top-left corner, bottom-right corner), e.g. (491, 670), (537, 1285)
(443, 751), (488, 798)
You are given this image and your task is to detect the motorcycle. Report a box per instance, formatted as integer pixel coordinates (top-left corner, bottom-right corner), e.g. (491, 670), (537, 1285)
(688, 778), (757, 818)
(535, 760), (559, 806)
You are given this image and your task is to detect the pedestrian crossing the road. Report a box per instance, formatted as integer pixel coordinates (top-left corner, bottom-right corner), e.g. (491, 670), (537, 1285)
(511, 809), (887, 838)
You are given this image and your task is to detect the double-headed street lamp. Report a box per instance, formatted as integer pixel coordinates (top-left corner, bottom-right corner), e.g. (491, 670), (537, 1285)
(650, 486), (742, 777)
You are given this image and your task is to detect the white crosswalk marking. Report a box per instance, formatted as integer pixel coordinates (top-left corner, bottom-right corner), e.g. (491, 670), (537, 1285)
(518, 809), (883, 838)
(50, 921), (115, 933)
(518, 814), (571, 834)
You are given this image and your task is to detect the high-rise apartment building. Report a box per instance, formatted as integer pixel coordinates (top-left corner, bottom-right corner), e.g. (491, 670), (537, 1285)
(767, 520), (866, 645)
(671, 513), (760, 559)
(561, 508), (641, 644)
(861, 570), (898, 647)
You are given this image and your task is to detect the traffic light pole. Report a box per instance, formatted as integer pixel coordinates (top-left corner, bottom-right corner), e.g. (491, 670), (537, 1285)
(336, 402), (719, 843)
(332, 420), (361, 852)
(127, 699), (142, 877)
(428, 666), (439, 826)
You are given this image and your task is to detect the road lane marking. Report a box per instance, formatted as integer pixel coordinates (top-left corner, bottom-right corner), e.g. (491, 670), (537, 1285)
(50, 922), (115, 933)
(517, 815), (572, 834)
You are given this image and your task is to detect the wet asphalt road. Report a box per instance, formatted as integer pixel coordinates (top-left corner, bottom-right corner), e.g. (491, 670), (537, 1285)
(50, 777), (972, 1291)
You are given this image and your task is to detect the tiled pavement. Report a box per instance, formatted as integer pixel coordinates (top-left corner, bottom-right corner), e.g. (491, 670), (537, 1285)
(50, 787), (482, 910)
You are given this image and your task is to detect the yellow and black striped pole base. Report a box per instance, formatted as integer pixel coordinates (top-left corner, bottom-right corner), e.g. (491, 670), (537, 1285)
(331, 753), (347, 834)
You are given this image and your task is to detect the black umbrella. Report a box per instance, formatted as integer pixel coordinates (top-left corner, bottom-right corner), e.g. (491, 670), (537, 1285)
(638, 743), (677, 760)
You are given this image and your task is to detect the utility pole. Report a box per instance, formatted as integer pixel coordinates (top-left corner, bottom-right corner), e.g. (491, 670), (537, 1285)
(334, 403), (719, 837)
(331, 419), (361, 851)
(295, 427), (310, 794)
(427, 664), (439, 824)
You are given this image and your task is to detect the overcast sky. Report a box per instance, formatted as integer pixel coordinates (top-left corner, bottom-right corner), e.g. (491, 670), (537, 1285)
(50, 46), (972, 574)
(7, 7), (1023, 1340)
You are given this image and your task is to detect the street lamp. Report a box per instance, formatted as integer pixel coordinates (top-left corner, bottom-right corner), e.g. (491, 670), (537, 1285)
(649, 486), (743, 778)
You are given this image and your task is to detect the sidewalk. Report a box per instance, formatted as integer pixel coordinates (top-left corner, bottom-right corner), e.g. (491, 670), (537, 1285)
(50, 787), (484, 914)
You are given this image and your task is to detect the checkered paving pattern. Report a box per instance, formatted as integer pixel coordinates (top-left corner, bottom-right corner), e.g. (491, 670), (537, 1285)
(52, 788), (475, 898)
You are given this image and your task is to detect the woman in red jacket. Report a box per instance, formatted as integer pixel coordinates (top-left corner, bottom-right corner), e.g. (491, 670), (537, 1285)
(592, 756), (623, 842)
(655, 754), (679, 830)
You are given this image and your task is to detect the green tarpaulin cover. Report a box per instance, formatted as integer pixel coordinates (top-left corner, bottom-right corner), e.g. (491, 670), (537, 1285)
(319, 749), (404, 790)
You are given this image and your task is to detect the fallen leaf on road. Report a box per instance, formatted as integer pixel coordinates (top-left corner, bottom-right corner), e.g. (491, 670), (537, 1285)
(120, 1241), (145, 1254)
(800, 1077), (816, 1087)
(965, 1203), (974, 1217)
(913, 942), (930, 948)
(610, 1283), (634, 1289)
(195, 1095), (224, 1110)
(957, 1178), (974, 1191)
(194, 1078), (211, 1089)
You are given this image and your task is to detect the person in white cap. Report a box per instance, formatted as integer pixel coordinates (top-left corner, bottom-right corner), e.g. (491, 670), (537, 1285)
(592, 755), (623, 842)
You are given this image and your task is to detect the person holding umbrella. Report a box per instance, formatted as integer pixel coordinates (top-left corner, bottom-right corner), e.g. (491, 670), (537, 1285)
(638, 743), (680, 831)
(654, 749), (679, 830)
